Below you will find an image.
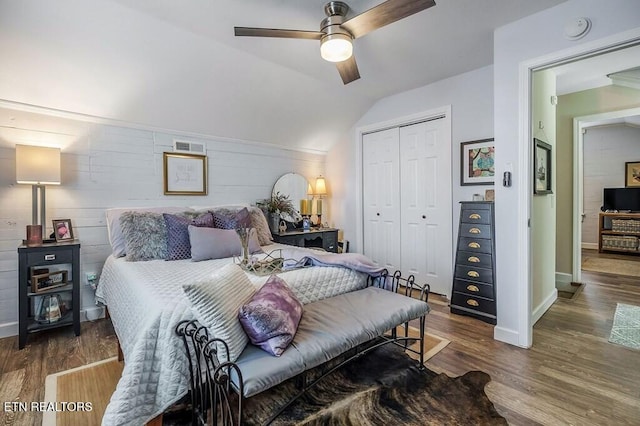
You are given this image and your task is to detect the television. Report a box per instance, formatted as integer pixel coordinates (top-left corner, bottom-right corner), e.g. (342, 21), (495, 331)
(603, 188), (640, 212)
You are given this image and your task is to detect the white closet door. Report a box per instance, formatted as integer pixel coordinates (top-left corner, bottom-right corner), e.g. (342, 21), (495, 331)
(400, 119), (452, 295)
(362, 128), (401, 271)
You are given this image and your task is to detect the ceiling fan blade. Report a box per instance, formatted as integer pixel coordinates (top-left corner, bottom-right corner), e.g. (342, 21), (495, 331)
(234, 27), (323, 40)
(336, 55), (360, 85)
(341, 0), (436, 39)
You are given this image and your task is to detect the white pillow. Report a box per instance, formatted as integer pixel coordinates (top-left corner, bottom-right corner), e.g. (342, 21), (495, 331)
(182, 264), (255, 363)
(188, 226), (261, 262)
(106, 206), (191, 257)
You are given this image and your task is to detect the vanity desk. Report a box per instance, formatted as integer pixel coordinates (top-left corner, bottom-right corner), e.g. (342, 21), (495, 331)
(272, 228), (338, 253)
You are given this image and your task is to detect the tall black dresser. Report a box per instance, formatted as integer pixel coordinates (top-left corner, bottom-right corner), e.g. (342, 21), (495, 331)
(450, 201), (497, 324)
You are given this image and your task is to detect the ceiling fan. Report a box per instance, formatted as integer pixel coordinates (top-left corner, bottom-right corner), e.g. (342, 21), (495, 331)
(234, 0), (436, 85)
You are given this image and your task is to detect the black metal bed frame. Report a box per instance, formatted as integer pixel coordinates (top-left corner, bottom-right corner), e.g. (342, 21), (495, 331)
(175, 269), (430, 426)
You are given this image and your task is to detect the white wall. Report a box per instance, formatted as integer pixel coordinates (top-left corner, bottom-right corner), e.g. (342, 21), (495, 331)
(0, 106), (325, 338)
(582, 125), (640, 245)
(493, 0), (640, 347)
(328, 65), (494, 257)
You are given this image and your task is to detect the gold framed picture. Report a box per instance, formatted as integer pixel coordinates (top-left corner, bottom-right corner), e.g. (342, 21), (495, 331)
(625, 161), (640, 188)
(163, 152), (208, 195)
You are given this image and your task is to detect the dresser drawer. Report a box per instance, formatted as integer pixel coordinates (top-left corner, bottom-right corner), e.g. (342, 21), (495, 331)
(460, 223), (491, 239)
(456, 250), (492, 269)
(26, 249), (73, 266)
(452, 291), (496, 316)
(458, 237), (493, 254)
(455, 265), (493, 284)
(460, 208), (492, 225)
(453, 279), (494, 300)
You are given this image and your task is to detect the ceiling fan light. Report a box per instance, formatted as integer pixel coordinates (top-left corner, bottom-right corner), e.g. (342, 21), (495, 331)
(320, 34), (352, 62)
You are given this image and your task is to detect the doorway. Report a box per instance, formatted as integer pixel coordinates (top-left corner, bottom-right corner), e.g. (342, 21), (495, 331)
(528, 39), (640, 340)
(573, 109), (640, 282)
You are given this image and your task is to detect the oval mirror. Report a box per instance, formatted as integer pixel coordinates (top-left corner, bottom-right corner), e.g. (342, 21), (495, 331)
(272, 173), (309, 222)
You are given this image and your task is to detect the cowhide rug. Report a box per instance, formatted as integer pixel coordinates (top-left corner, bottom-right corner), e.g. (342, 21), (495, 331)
(164, 343), (507, 425)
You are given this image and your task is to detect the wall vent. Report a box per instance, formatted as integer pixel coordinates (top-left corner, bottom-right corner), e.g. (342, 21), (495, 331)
(173, 139), (206, 154)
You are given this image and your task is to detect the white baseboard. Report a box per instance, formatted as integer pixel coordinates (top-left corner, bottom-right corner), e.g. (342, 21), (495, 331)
(82, 306), (106, 322)
(532, 289), (558, 326)
(555, 272), (573, 284)
(0, 307), (106, 339)
(582, 242), (598, 250)
(494, 326), (525, 347)
(0, 321), (18, 339)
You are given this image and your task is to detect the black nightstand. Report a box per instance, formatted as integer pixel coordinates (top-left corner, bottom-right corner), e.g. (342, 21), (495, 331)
(18, 241), (81, 349)
(272, 228), (339, 253)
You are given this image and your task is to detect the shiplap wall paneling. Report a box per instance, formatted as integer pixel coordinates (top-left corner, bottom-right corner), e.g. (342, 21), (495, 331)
(0, 113), (325, 338)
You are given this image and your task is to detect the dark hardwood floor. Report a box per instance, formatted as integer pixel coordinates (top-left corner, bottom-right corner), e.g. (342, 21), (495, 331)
(1, 252), (638, 425)
(0, 318), (117, 426)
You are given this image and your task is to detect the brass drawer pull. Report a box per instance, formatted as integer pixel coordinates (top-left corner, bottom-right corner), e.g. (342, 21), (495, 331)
(469, 227), (481, 234)
(467, 242), (480, 249)
(467, 270), (480, 278)
(466, 284), (479, 292)
(469, 213), (481, 220)
(468, 256), (480, 263)
(466, 299), (479, 307)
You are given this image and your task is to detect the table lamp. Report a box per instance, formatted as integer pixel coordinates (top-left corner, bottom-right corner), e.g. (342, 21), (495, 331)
(16, 145), (61, 243)
(314, 175), (327, 226)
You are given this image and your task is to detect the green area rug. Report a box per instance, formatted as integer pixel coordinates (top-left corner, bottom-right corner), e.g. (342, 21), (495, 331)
(608, 303), (640, 350)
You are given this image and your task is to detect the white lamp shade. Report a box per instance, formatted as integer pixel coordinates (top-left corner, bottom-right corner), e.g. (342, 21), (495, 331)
(315, 176), (327, 196)
(16, 145), (61, 185)
(320, 34), (353, 63)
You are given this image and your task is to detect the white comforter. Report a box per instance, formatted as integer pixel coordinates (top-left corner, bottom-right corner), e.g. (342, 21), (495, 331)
(95, 244), (369, 426)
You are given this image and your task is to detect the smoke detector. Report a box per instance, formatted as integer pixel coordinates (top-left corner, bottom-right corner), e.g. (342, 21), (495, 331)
(564, 17), (591, 41)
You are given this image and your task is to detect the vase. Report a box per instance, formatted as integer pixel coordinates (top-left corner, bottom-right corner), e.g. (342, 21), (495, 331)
(269, 213), (280, 233)
(236, 228), (252, 265)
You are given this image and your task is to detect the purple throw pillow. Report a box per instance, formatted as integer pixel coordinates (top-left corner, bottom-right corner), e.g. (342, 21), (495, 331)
(238, 275), (303, 356)
(212, 207), (252, 229)
(188, 226), (262, 262)
(164, 212), (215, 260)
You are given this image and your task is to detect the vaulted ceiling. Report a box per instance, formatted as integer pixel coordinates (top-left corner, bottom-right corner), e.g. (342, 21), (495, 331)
(0, 0), (568, 152)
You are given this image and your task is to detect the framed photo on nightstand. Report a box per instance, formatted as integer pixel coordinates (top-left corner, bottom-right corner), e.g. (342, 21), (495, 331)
(52, 219), (74, 242)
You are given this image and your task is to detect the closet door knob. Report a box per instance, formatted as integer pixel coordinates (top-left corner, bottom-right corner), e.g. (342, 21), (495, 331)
(422, 215), (426, 219)
(376, 213), (380, 216)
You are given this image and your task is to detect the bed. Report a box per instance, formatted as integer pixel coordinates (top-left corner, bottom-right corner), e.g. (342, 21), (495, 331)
(95, 205), (371, 425)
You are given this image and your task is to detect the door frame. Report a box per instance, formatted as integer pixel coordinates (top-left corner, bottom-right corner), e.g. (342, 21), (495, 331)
(572, 106), (640, 281)
(519, 30), (640, 347)
(355, 105), (452, 273)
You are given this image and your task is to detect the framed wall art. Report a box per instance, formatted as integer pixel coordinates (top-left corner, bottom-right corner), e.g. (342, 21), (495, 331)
(625, 161), (640, 188)
(163, 152), (208, 195)
(533, 138), (552, 195)
(460, 138), (495, 186)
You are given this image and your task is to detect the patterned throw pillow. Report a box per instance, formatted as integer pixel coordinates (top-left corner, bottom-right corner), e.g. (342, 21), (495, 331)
(238, 274), (303, 356)
(183, 264), (256, 363)
(119, 211), (168, 261)
(211, 207), (252, 229)
(164, 212), (215, 260)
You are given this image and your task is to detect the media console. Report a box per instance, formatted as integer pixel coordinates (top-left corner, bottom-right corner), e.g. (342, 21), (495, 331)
(598, 212), (640, 255)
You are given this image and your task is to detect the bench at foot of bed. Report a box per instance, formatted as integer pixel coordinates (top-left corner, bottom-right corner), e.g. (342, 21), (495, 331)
(176, 270), (430, 426)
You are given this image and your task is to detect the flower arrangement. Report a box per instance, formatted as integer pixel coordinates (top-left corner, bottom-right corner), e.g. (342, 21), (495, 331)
(257, 192), (296, 216)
